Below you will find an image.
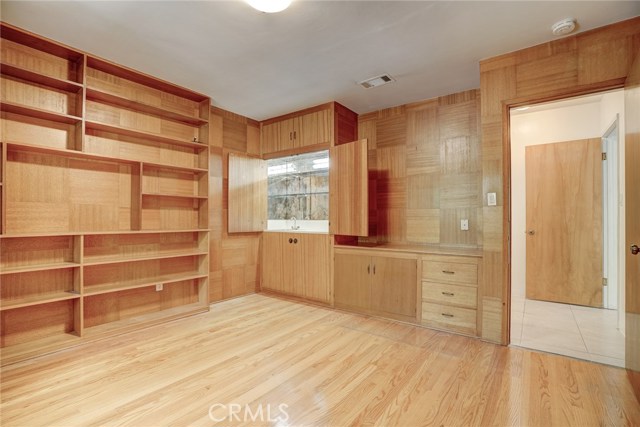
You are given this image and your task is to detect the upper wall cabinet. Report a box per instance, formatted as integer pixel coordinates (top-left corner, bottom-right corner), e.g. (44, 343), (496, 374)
(260, 102), (357, 157)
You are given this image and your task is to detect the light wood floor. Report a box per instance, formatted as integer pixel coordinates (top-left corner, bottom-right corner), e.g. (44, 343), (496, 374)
(1, 294), (639, 426)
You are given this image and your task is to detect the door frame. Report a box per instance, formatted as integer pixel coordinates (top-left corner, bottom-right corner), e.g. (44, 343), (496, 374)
(502, 82), (626, 345)
(601, 116), (620, 311)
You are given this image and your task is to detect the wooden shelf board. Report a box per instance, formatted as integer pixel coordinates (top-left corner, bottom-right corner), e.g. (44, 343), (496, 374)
(82, 302), (208, 340)
(84, 250), (208, 266)
(86, 88), (207, 126)
(84, 272), (208, 296)
(1, 23), (84, 61)
(0, 262), (80, 275)
(0, 291), (80, 312)
(141, 192), (208, 200)
(1, 62), (83, 92)
(0, 332), (81, 367)
(85, 120), (208, 150)
(0, 229), (209, 239)
(0, 101), (82, 124)
(86, 56), (209, 103)
(142, 162), (207, 174)
(5, 141), (138, 165)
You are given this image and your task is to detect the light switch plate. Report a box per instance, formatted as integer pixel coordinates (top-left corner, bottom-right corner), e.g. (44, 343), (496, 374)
(461, 219), (469, 231)
(155, 284), (163, 292)
(487, 192), (497, 206)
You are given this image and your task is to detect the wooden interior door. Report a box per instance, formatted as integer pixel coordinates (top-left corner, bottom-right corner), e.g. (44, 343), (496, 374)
(624, 51), (640, 400)
(370, 255), (417, 319)
(525, 138), (603, 307)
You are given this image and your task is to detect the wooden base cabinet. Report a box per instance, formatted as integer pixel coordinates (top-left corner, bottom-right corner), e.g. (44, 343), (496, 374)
(334, 249), (417, 322)
(420, 255), (480, 336)
(261, 232), (330, 303)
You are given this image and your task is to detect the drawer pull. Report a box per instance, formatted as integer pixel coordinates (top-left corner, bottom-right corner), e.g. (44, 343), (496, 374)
(442, 270), (455, 275)
(441, 313), (454, 318)
(441, 291), (455, 297)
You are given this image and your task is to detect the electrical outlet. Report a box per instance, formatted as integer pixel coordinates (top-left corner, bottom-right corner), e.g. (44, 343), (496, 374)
(155, 284), (163, 292)
(461, 219), (469, 231)
(487, 192), (497, 206)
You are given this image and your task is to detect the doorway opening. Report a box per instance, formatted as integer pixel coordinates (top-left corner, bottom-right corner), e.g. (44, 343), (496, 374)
(509, 89), (626, 367)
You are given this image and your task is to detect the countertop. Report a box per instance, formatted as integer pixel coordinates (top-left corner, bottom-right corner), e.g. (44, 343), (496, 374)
(334, 242), (483, 257)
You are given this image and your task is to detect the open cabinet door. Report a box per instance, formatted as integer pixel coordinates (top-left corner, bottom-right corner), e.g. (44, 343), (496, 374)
(228, 153), (267, 233)
(329, 139), (368, 236)
(625, 51), (640, 402)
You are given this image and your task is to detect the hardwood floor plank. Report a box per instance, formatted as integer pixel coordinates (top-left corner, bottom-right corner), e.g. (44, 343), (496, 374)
(1, 294), (639, 426)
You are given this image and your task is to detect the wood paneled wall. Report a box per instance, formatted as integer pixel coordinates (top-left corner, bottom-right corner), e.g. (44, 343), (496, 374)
(209, 107), (261, 302)
(479, 17), (640, 344)
(358, 89), (482, 247)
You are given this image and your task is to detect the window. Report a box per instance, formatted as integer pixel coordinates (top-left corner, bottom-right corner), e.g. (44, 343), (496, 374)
(267, 150), (329, 230)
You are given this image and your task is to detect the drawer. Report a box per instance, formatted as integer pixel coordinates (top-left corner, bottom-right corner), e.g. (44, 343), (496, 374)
(421, 302), (477, 335)
(422, 282), (477, 309)
(422, 260), (477, 285)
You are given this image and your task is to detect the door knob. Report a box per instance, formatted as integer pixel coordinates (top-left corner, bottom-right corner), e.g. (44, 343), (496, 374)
(631, 244), (640, 255)
(288, 238), (293, 244)
(526, 230), (535, 235)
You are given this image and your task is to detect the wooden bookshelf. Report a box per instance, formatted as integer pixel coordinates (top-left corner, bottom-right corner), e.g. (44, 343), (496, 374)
(0, 22), (211, 366)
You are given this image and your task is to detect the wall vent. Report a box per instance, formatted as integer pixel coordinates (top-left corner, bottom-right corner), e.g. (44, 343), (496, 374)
(359, 74), (395, 89)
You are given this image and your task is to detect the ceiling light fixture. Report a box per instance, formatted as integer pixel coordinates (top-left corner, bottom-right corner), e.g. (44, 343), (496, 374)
(247, 0), (292, 13)
(551, 18), (576, 36)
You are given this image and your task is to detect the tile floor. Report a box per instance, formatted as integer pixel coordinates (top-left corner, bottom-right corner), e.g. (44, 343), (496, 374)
(510, 296), (625, 367)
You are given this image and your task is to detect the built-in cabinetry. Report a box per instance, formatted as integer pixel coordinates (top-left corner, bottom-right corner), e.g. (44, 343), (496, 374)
(261, 232), (330, 303)
(420, 255), (481, 336)
(334, 245), (482, 335)
(0, 23), (210, 365)
(261, 103), (357, 156)
(334, 248), (418, 322)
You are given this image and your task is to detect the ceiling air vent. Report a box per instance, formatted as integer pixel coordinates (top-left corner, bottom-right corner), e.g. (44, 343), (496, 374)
(359, 74), (395, 89)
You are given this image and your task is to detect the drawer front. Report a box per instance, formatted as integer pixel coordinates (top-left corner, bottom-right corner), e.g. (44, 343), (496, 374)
(422, 261), (477, 285)
(422, 282), (477, 309)
(421, 302), (476, 335)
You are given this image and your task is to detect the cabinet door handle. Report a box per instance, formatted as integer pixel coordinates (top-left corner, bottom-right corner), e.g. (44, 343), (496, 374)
(441, 313), (454, 318)
(373, 265), (376, 275)
(367, 265), (370, 274)
(442, 270), (455, 275)
(288, 238), (293, 244)
(293, 238), (298, 244)
(442, 291), (455, 297)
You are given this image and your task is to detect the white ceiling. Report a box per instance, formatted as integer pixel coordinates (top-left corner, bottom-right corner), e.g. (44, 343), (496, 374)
(2, 1), (638, 120)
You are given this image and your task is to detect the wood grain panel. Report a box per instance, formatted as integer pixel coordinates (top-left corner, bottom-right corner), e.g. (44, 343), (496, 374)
(376, 112), (406, 147)
(260, 232), (283, 292)
(370, 255), (417, 319)
(421, 302), (476, 335)
(329, 139), (368, 236)
(1, 300), (76, 347)
(1, 111), (78, 150)
(227, 153), (266, 233)
(302, 234), (330, 303)
(334, 251), (371, 311)
(223, 116), (247, 152)
(422, 281), (477, 309)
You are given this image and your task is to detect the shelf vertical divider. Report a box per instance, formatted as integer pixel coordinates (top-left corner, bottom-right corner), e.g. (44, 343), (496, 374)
(74, 234), (84, 337)
(1, 142), (6, 234)
(132, 162), (143, 231)
(76, 55), (88, 152)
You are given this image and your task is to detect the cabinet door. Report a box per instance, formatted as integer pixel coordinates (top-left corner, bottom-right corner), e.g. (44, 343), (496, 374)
(298, 109), (331, 148)
(302, 234), (330, 303)
(278, 118), (299, 151)
(261, 122), (280, 155)
(282, 233), (304, 296)
(228, 153), (267, 233)
(334, 252), (370, 310)
(370, 255), (417, 319)
(329, 139), (368, 236)
(261, 233), (284, 292)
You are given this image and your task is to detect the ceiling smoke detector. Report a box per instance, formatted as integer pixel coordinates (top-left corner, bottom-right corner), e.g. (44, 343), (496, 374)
(359, 74), (395, 89)
(552, 18), (576, 36)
